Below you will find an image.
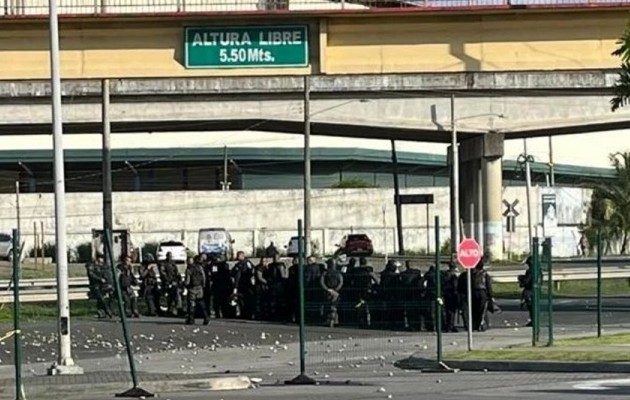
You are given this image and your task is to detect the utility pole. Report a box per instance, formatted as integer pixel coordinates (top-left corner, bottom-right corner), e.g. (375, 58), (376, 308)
(47, 0), (82, 376)
(548, 136), (555, 187)
(382, 205), (388, 263)
(15, 181), (20, 236)
(450, 95), (460, 258)
(102, 79), (113, 271)
(303, 75), (312, 257)
(391, 140), (404, 255)
(523, 139), (534, 251)
(222, 146), (229, 191)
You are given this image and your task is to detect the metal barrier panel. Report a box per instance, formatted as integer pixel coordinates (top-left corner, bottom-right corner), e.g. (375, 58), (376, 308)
(2, 0), (630, 16)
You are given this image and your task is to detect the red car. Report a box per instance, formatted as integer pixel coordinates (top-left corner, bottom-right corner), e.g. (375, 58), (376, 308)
(335, 234), (374, 257)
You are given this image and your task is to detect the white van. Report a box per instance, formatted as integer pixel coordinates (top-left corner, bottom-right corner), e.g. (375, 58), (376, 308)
(198, 228), (234, 260)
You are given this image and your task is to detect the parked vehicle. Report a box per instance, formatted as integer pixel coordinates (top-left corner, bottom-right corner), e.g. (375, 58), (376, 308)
(198, 228), (234, 261)
(285, 236), (300, 257)
(156, 240), (188, 263)
(91, 229), (136, 262)
(335, 233), (374, 256)
(0, 233), (12, 261)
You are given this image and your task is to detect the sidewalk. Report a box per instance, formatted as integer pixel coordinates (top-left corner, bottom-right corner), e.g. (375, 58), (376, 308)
(0, 322), (627, 399)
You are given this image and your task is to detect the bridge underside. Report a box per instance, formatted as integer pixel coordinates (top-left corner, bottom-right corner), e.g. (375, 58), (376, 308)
(1, 118), (630, 143)
(0, 70), (626, 142)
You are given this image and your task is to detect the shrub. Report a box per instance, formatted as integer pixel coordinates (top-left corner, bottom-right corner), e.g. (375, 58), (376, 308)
(28, 242), (74, 263)
(330, 178), (378, 189)
(254, 246), (266, 258)
(440, 239), (452, 257)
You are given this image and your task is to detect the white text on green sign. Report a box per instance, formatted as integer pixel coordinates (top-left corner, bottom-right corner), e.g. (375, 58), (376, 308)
(185, 26), (309, 69)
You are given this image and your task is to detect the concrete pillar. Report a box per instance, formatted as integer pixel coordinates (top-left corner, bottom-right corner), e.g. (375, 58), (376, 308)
(484, 156), (504, 260)
(459, 159), (481, 241)
(458, 132), (504, 261)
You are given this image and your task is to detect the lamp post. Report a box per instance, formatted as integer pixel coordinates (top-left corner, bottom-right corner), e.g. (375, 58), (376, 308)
(517, 141), (535, 251)
(47, 0), (83, 376)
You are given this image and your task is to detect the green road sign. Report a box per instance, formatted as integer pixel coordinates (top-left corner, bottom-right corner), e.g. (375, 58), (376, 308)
(184, 25), (309, 69)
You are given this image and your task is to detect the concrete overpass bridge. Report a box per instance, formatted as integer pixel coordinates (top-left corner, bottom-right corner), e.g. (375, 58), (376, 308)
(0, 3), (628, 259)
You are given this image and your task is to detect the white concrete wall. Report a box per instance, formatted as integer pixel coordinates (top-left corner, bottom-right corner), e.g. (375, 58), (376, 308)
(2, 186), (590, 259)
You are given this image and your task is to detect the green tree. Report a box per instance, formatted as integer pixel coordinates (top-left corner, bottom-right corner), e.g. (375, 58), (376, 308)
(586, 152), (630, 254)
(611, 24), (630, 111)
(330, 178), (378, 189)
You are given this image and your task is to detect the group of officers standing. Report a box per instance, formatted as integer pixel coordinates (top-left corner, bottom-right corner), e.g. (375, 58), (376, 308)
(85, 248), (500, 332)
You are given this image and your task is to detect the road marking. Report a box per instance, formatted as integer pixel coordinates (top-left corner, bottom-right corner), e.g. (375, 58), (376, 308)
(573, 379), (630, 391)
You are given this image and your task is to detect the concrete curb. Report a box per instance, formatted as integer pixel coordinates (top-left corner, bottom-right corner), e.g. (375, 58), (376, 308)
(396, 357), (630, 373)
(16, 376), (256, 398)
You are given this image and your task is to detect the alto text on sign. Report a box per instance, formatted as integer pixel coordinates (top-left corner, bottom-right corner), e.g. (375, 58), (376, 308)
(184, 25), (309, 69)
(457, 238), (482, 269)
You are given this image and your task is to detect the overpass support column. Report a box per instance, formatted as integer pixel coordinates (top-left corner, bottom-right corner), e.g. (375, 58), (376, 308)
(484, 154), (503, 261)
(459, 133), (504, 261)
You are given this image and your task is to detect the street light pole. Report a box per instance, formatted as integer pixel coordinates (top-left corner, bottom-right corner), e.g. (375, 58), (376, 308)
(523, 139), (533, 251)
(303, 75), (312, 257)
(47, 0), (82, 376)
(450, 95), (460, 257)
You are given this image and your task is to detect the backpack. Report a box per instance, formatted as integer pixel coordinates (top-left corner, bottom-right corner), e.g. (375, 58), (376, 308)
(190, 265), (205, 287)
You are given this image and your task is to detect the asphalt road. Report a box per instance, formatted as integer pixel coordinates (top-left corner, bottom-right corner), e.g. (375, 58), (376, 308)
(1, 294), (629, 366)
(38, 370), (630, 400)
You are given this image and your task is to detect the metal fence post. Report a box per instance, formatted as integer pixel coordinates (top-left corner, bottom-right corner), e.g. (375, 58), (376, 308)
(286, 219), (315, 385)
(13, 229), (24, 400)
(545, 238), (553, 346)
(434, 216), (442, 364)
(532, 237), (540, 346)
(597, 228), (602, 338)
(104, 229), (153, 398)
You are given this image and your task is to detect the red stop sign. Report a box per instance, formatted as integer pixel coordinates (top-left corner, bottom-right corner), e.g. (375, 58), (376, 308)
(457, 238), (482, 269)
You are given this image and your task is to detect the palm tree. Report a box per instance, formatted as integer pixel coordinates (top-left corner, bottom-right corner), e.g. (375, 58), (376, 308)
(587, 152), (630, 253)
(611, 23), (630, 111)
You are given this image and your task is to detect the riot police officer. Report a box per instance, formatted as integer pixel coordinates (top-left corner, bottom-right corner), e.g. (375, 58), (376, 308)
(86, 254), (113, 319)
(320, 258), (343, 327)
(471, 260), (493, 331)
(232, 251), (256, 320)
(519, 256), (535, 327)
(421, 265), (436, 331)
(118, 255), (140, 318)
(211, 256), (235, 318)
(185, 255), (209, 325)
(379, 260), (402, 330)
(160, 252), (182, 316)
(400, 261), (422, 331)
(352, 257), (377, 328)
(442, 262), (459, 332)
(141, 255), (161, 316)
(254, 257), (269, 320)
(265, 255), (286, 321)
(304, 256), (322, 324)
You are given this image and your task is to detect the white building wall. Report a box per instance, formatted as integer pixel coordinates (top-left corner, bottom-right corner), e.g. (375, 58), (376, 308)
(3, 186), (590, 259)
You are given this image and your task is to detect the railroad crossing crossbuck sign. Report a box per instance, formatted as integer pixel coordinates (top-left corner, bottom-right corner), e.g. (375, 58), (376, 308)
(503, 199), (520, 233)
(503, 199), (520, 217)
(457, 238), (482, 269)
